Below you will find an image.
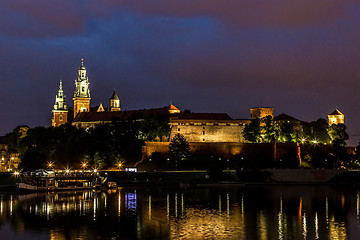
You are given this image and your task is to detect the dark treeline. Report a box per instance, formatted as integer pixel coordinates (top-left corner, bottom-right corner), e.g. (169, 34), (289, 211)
(6, 113), (170, 171)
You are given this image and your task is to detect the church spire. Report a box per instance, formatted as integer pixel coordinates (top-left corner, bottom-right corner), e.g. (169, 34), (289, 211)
(74, 59), (90, 98)
(52, 80), (69, 127)
(110, 89), (120, 111)
(53, 80), (67, 111)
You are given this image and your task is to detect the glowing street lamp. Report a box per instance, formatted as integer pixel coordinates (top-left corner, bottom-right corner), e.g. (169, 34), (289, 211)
(47, 161), (54, 169)
(81, 161), (88, 170)
(117, 161), (123, 171)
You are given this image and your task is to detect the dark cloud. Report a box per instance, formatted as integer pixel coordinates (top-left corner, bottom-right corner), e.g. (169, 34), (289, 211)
(1, 0), (360, 145)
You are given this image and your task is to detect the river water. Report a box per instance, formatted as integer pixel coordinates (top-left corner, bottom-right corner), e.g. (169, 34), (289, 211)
(0, 185), (359, 239)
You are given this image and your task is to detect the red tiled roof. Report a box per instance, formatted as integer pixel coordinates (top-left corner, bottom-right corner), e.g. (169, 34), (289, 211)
(73, 107), (170, 122)
(274, 113), (300, 122)
(329, 109), (343, 116)
(171, 113), (232, 120)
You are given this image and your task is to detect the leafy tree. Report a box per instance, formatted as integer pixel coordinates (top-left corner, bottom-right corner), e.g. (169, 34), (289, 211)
(94, 152), (105, 169)
(328, 123), (349, 147)
(278, 121), (295, 143)
(312, 118), (330, 144)
(262, 116), (279, 142)
(243, 118), (261, 143)
(169, 133), (190, 162)
(146, 113), (170, 141)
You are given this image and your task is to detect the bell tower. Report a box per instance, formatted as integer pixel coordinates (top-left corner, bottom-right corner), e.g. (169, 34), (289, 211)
(52, 80), (68, 127)
(73, 59), (91, 117)
(110, 90), (121, 111)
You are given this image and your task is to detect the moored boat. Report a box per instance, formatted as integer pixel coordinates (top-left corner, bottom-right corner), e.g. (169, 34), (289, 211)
(18, 169), (107, 191)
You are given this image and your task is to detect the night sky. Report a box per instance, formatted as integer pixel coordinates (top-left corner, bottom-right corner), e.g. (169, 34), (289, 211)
(1, 1), (360, 145)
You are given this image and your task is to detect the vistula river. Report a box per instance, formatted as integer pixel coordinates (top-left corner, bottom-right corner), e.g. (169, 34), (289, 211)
(0, 185), (359, 239)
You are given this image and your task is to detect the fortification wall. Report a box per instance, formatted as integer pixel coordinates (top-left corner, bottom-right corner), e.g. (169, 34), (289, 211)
(143, 141), (300, 164)
(169, 124), (245, 143)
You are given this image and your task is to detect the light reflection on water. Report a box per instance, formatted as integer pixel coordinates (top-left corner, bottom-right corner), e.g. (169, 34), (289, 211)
(0, 186), (359, 239)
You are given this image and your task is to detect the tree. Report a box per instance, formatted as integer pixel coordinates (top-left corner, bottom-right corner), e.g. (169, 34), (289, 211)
(328, 123), (349, 147)
(312, 118), (330, 144)
(278, 121), (295, 143)
(243, 118), (261, 143)
(169, 133), (190, 162)
(262, 116), (279, 142)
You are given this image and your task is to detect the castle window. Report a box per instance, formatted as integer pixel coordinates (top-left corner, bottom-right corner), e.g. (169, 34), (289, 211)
(203, 138), (205, 141)
(82, 87), (85, 92)
(178, 128), (180, 131)
(59, 115), (63, 121)
(203, 131), (205, 135)
(203, 127), (205, 129)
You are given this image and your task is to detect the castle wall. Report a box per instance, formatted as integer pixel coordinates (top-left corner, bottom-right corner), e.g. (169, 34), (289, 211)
(169, 120), (248, 143)
(143, 141), (300, 164)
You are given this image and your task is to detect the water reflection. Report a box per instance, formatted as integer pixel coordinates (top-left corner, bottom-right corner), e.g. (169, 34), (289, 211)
(0, 186), (359, 239)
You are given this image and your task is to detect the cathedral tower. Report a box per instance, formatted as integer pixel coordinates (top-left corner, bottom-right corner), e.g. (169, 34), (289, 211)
(52, 80), (68, 127)
(109, 90), (120, 111)
(73, 59), (91, 117)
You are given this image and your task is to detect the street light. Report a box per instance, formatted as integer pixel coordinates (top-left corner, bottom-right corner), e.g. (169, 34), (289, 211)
(117, 162), (123, 171)
(81, 161), (88, 170)
(47, 161), (54, 169)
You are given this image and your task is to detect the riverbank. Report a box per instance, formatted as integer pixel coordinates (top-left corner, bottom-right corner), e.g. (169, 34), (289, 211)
(1, 169), (360, 190)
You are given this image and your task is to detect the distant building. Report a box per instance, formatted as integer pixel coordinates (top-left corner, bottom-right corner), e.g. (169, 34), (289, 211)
(0, 136), (20, 171)
(328, 109), (344, 126)
(169, 113), (249, 143)
(250, 107), (273, 119)
(52, 60), (121, 127)
(52, 60), (250, 144)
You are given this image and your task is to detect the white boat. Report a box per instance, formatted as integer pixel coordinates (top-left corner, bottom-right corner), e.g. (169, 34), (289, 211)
(18, 169), (107, 191)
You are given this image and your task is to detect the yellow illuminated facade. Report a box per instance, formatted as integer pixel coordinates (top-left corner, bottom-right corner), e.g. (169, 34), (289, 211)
(52, 80), (68, 127)
(328, 109), (344, 126)
(250, 107), (273, 119)
(73, 59), (91, 117)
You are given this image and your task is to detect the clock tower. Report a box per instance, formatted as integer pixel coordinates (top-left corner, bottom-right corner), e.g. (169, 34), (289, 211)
(73, 59), (91, 117)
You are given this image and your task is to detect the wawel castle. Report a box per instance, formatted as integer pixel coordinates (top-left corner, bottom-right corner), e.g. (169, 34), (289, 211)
(52, 60), (345, 159)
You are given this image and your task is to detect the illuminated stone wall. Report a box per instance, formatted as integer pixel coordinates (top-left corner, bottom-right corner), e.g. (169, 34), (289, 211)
(169, 120), (249, 143)
(328, 115), (344, 125)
